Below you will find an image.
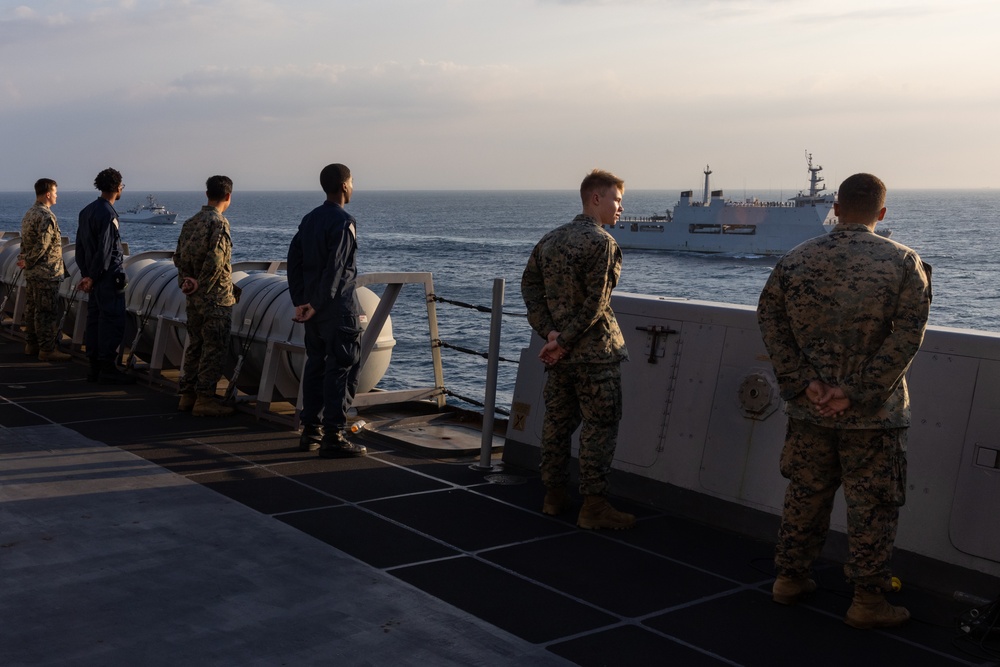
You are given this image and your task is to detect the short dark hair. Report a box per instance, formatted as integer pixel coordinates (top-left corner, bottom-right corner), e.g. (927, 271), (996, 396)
(580, 169), (625, 204)
(94, 168), (123, 193)
(34, 178), (57, 196)
(206, 175), (233, 201)
(837, 173), (886, 221)
(319, 163), (351, 195)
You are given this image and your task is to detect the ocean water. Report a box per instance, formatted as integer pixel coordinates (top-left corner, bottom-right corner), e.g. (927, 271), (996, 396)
(2, 188), (998, 411)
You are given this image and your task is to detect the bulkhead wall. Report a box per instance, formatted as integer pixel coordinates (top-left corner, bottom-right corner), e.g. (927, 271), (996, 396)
(505, 291), (1000, 581)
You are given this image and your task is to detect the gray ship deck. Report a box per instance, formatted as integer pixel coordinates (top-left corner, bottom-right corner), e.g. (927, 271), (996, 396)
(2, 335), (998, 666)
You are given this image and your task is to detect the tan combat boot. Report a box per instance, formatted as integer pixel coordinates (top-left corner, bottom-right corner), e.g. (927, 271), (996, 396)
(772, 575), (817, 605)
(577, 495), (636, 530)
(542, 487), (571, 516)
(192, 395), (235, 417)
(844, 589), (910, 629)
(24, 342), (39, 356)
(177, 392), (196, 412)
(38, 349), (71, 362)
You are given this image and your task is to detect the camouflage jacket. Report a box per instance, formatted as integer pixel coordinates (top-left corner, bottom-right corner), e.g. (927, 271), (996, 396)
(173, 206), (235, 307)
(757, 223), (932, 428)
(521, 214), (628, 365)
(19, 202), (65, 281)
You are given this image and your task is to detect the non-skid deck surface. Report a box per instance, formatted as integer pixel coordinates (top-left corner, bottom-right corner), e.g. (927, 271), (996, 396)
(2, 339), (998, 666)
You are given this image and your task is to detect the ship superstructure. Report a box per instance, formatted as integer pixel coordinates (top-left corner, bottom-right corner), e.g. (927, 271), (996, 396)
(610, 153), (838, 255)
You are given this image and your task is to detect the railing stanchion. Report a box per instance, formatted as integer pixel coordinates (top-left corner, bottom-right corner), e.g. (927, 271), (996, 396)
(471, 278), (505, 471)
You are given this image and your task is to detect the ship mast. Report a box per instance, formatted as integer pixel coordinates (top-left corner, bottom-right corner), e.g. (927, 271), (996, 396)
(702, 165), (712, 205)
(806, 151), (825, 198)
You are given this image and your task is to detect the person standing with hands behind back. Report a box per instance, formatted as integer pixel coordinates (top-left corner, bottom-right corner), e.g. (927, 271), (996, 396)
(173, 175), (238, 417)
(76, 167), (133, 384)
(521, 169), (634, 530)
(18, 178), (71, 362)
(757, 173), (931, 629)
(287, 163), (366, 458)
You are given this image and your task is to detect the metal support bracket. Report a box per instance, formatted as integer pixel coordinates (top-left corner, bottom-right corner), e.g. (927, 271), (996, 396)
(635, 324), (678, 364)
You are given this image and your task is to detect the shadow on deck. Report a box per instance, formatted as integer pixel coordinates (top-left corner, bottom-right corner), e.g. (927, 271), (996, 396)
(1, 337), (998, 666)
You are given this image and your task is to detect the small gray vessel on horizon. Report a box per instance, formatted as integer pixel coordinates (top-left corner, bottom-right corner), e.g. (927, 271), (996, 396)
(119, 194), (178, 225)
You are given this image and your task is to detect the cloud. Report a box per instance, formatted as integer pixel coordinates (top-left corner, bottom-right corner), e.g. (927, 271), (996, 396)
(0, 4), (71, 37)
(142, 59), (529, 122)
(785, 2), (957, 23)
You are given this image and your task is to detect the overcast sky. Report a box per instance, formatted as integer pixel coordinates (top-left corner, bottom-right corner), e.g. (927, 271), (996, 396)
(2, 0), (998, 192)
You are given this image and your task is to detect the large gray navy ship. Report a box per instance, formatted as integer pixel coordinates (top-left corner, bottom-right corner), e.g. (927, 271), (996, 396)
(610, 153), (838, 255)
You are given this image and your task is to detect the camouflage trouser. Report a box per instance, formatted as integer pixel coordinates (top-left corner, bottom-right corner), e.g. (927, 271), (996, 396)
(775, 418), (907, 592)
(24, 278), (61, 351)
(540, 362), (622, 496)
(180, 302), (232, 396)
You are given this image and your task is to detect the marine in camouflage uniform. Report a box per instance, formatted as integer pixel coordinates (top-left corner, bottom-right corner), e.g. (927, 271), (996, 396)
(521, 169), (633, 530)
(173, 176), (237, 413)
(757, 173), (931, 624)
(19, 179), (67, 357)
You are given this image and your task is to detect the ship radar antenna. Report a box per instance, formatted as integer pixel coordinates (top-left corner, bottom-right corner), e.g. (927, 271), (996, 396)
(702, 165), (712, 205)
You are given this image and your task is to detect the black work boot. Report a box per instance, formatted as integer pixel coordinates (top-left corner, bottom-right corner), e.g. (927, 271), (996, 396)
(299, 424), (324, 452)
(97, 360), (136, 385)
(318, 430), (367, 458)
(87, 358), (101, 383)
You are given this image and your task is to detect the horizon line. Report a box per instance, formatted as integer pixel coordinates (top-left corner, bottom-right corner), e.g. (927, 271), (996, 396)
(1, 186), (997, 194)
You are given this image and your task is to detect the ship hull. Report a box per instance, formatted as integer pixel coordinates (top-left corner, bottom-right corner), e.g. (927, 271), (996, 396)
(610, 201), (834, 255)
(119, 212), (177, 225)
